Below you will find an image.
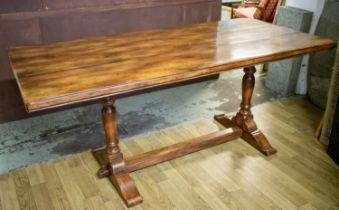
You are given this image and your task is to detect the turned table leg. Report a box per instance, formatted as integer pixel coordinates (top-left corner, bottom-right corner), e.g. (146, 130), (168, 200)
(215, 66), (277, 155)
(96, 97), (142, 207)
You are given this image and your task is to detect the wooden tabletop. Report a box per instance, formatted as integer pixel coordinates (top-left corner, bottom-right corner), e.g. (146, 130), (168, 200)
(9, 18), (336, 112)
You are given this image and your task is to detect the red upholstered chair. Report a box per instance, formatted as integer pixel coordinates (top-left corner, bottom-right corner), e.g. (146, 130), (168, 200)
(231, 0), (279, 23)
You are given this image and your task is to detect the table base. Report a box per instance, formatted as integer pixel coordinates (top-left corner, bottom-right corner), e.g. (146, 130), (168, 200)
(92, 66), (277, 207)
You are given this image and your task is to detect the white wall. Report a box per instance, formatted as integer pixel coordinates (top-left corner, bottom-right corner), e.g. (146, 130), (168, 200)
(285, 0), (326, 94)
(286, 0), (326, 33)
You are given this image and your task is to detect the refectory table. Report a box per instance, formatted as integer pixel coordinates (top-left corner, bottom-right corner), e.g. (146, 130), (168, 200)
(8, 18), (336, 207)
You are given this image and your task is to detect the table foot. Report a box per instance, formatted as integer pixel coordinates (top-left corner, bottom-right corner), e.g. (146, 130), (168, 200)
(109, 169), (143, 207)
(241, 127), (277, 156)
(92, 147), (110, 178)
(215, 114), (276, 155)
(92, 148), (142, 207)
(97, 167), (110, 178)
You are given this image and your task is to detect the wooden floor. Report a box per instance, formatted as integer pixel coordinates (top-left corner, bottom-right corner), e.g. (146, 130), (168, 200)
(0, 96), (338, 210)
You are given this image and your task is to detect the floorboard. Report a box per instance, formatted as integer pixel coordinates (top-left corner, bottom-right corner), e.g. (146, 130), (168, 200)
(0, 96), (338, 210)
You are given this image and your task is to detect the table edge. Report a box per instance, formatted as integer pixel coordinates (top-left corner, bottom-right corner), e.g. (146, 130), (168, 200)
(22, 40), (336, 113)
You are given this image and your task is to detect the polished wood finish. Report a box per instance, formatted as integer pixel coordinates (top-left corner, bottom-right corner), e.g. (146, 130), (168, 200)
(9, 19), (336, 112)
(98, 97), (142, 207)
(0, 0), (220, 123)
(215, 66), (277, 155)
(93, 126), (242, 174)
(8, 19), (337, 208)
(1, 97), (339, 210)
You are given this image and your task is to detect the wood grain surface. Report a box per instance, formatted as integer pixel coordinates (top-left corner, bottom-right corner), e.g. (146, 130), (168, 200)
(9, 18), (336, 112)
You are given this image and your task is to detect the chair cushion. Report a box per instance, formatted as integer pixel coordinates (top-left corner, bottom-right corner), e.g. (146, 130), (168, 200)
(233, 7), (262, 19)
